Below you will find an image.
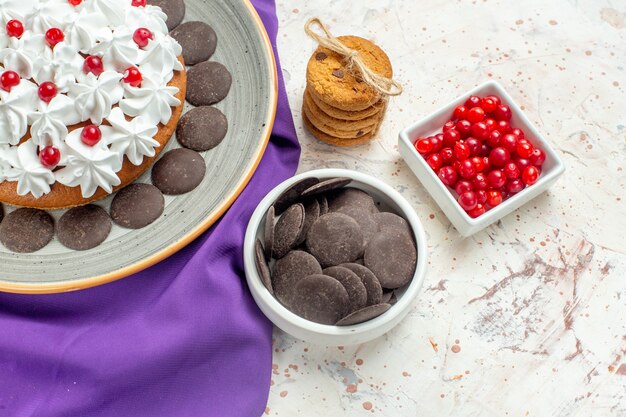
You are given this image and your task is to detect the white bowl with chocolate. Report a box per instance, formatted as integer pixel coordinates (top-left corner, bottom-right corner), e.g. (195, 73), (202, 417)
(243, 169), (427, 346)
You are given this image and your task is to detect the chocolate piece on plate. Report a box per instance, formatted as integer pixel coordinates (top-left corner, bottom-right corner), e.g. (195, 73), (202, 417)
(263, 205), (275, 259)
(374, 212), (413, 239)
(364, 230), (417, 289)
(170, 21), (217, 65)
(255, 239), (273, 294)
(272, 203), (304, 259)
(341, 263), (383, 306)
(150, 0), (185, 31)
(322, 266), (367, 313)
(186, 61), (232, 106)
(290, 274), (350, 325)
(306, 213), (363, 267)
(57, 205), (111, 251)
(295, 198), (320, 245)
(272, 250), (322, 306)
(110, 183), (164, 229)
(176, 106), (228, 152)
(0, 208), (54, 253)
(318, 195), (328, 216)
(336, 303), (391, 326)
(328, 188), (378, 214)
(300, 177), (352, 198)
(152, 148), (206, 195)
(273, 177), (319, 214)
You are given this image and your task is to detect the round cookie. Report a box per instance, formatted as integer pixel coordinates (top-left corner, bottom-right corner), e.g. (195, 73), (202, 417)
(273, 177), (319, 214)
(170, 21), (217, 65)
(263, 205), (275, 259)
(149, 0), (185, 31)
(57, 205), (111, 250)
(307, 87), (385, 121)
(364, 230), (417, 289)
(323, 266), (367, 313)
(306, 35), (393, 111)
(176, 106), (228, 151)
(273, 203), (305, 259)
(272, 250), (322, 306)
(0, 208), (54, 253)
(186, 61), (232, 106)
(151, 148), (206, 195)
(110, 183), (164, 229)
(303, 90), (381, 131)
(341, 263), (383, 306)
(336, 303), (391, 326)
(254, 238), (273, 295)
(303, 112), (374, 147)
(302, 102), (376, 139)
(306, 213), (363, 267)
(290, 274), (350, 325)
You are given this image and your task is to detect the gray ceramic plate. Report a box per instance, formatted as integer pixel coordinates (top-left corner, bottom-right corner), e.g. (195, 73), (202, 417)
(0, 0), (277, 293)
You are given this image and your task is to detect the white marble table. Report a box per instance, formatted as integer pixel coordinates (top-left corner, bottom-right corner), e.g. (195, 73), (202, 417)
(267, 0), (626, 415)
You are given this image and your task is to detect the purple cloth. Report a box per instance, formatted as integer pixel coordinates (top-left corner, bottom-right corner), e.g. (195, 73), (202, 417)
(0, 1), (298, 415)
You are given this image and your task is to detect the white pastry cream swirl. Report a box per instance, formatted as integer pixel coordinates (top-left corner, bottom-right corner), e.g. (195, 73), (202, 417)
(0, 0), (183, 198)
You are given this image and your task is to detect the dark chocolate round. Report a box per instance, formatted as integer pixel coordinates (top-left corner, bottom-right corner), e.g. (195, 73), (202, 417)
(0, 203), (4, 223)
(272, 250), (322, 306)
(295, 198), (320, 245)
(110, 183), (164, 229)
(0, 208), (54, 253)
(176, 106), (228, 152)
(364, 230), (417, 289)
(328, 188), (378, 214)
(57, 205), (111, 250)
(374, 212), (413, 238)
(150, 0), (185, 31)
(290, 274), (350, 325)
(322, 266), (367, 313)
(151, 148), (206, 195)
(300, 177), (352, 198)
(186, 61), (232, 106)
(306, 213), (363, 267)
(255, 239), (273, 295)
(333, 204), (378, 246)
(170, 21), (217, 65)
(263, 205), (275, 259)
(341, 263), (383, 306)
(318, 195), (328, 216)
(273, 177), (319, 214)
(336, 303), (391, 326)
(273, 203), (304, 259)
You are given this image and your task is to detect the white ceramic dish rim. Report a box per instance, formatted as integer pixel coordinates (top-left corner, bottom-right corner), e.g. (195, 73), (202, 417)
(243, 168), (428, 338)
(398, 80), (565, 227)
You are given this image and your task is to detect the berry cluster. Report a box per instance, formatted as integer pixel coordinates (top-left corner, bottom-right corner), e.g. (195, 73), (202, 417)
(414, 94), (546, 218)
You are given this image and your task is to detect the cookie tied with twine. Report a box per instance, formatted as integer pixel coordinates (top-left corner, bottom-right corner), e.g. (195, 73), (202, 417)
(303, 18), (401, 146)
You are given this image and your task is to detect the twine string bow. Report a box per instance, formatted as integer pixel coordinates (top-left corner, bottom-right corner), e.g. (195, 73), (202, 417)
(304, 18), (403, 97)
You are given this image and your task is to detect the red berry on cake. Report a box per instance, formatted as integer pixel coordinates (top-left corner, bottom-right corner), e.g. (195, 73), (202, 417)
(38, 82), (58, 103)
(39, 146), (61, 168)
(45, 28), (64, 48)
(123, 66), (143, 87)
(83, 55), (104, 76)
(68, 0), (82, 5)
(131, 0), (147, 6)
(0, 70), (20, 92)
(6, 19), (24, 38)
(133, 28), (153, 48)
(80, 125), (102, 146)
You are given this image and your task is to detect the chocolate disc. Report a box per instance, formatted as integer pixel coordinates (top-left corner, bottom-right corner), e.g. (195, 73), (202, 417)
(381, 289), (394, 304)
(306, 213), (363, 267)
(318, 195), (328, 215)
(263, 205), (275, 259)
(273, 203), (304, 259)
(176, 106), (228, 152)
(364, 230), (417, 289)
(170, 21), (217, 65)
(272, 250), (322, 306)
(322, 266), (367, 313)
(150, 0), (185, 31)
(374, 212), (413, 239)
(300, 177), (352, 198)
(336, 303), (391, 326)
(295, 198), (320, 245)
(328, 188), (378, 214)
(0, 208), (54, 253)
(290, 274), (350, 325)
(333, 203), (378, 246)
(152, 148), (206, 195)
(273, 177), (319, 214)
(57, 205), (111, 251)
(255, 239), (273, 294)
(110, 183), (164, 229)
(341, 263), (383, 306)
(186, 61), (232, 106)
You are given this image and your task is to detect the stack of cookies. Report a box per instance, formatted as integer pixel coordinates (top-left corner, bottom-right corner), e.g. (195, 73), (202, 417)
(303, 36), (393, 146)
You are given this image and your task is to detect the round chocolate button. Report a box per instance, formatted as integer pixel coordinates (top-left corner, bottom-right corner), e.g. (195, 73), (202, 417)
(290, 274), (350, 325)
(364, 230), (417, 289)
(151, 148), (206, 195)
(273, 203), (305, 259)
(323, 266), (367, 313)
(336, 303), (391, 326)
(0, 208), (54, 253)
(306, 213), (364, 267)
(170, 21), (217, 65)
(176, 106), (228, 152)
(186, 61), (232, 106)
(272, 250), (322, 307)
(150, 0), (185, 31)
(111, 183), (165, 229)
(57, 205), (111, 251)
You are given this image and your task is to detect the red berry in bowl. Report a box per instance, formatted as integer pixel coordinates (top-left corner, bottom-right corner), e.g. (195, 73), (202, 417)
(470, 156), (486, 173)
(80, 125), (102, 146)
(38, 82), (57, 102)
(83, 55), (104, 76)
(6, 19), (24, 38)
(522, 165), (539, 185)
(458, 191), (478, 211)
(479, 144), (490, 157)
(453, 141), (470, 161)
(453, 105), (467, 120)
(415, 138), (433, 154)
(465, 137), (481, 156)
(471, 121), (490, 140)
(476, 190), (487, 205)
(442, 129), (461, 147)
(438, 166), (458, 186)
(473, 172), (488, 189)
(486, 190), (503, 207)
(440, 147), (454, 164)
(426, 153), (442, 171)
(454, 180), (473, 195)
(480, 96), (498, 113)
(487, 170), (506, 189)
(443, 120), (456, 132)
(0, 70), (20, 92)
(493, 104), (512, 121)
(455, 119), (472, 138)
(510, 127), (525, 140)
(467, 107), (485, 123)
(489, 147), (511, 167)
(516, 142), (533, 158)
(430, 135), (443, 152)
(458, 159), (476, 179)
(503, 162), (520, 179)
(495, 120), (511, 133)
(465, 95), (481, 108)
(529, 148), (546, 166)
(501, 133), (518, 152)
(39, 146), (61, 168)
(468, 203), (486, 218)
(484, 117), (496, 131)
(515, 157), (531, 171)
(506, 178), (524, 194)
(487, 130), (502, 148)
(488, 95), (501, 106)
(45, 28), (64, 48)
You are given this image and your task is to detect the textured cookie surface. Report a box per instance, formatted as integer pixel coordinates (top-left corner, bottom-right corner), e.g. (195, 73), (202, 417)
(307, 88), (384, 121)
(302, 102), (376, 139)
(303, 90), (380, 132)
(303, 112), (374, 147)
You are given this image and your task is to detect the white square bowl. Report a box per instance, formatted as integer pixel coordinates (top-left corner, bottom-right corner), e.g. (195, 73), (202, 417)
(398, 80), (565, 236)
